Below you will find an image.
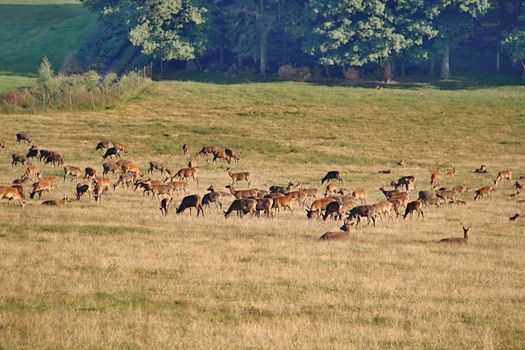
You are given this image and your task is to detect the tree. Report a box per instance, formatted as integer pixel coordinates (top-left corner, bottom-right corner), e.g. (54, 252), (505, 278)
(429, 1), (490, 80)
(81, 0), (208, 62)
(501, 2), (525, 81)
(303, 0), (435, 82)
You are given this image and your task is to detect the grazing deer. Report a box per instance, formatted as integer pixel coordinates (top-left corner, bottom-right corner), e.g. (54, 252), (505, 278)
(452, 185), (469, 194)
(0, 140), (7, 151)
(160, 198), (171, 217)
(11, 154), (30, 167)
(299, 187), (319, 199)
(124, 164), (143, 179)
(172, 167), (199, 184)
(84, 167), (96, 179)
(391, 176), (416, 191)
(102, 147), (121, 159)
(92, 177), (111, 200)
(380, 186), (401, 198)
(182, 144), (190, 156)
(494, 170), (512, 186)
(324, 183), (340, 196)
(76, 182), (92, 200)
(16, 133), (31, 144)
(253, 197), (274, 218)
(322, 200), (351, 221)
(63, 166), (82, 182)
(272, 194), (294, 214)
(347, 205), (376, 228)
(224, 198), (257, 218)
(440, 225), (471, 244)
(176, 194), (204, 217)
(198, 146), (218, 157)
(474, 165), (487, 174)
(102, 161), (121, 177)
(114, 142), (128, 153)
(0, 185), (26, 207)
(113, 173), (136, 190)
(436, 189), (457, 203)
(42, 151), (63, 166)
(148, 161), (168, 175)
(212, 150), (231, 164)
(319, 221), (354, 241)
(22, 165), (39, 179)
(352, 188), (367, 203)
(403, 200), (424, 220)
(474, 186), (493, 201)
(387, 192), (409, 208)
(321, 171), (343, 184)
(306, 197), (337, 219)
(430, 168), (440, 188)
(225, 148), (240, 162)
(96, 141), (113, 151)
(41, 194), (69, 206)
(226, 168), (251, 186)
(30, 181), (54, 199)
(373, 200), (395, 222)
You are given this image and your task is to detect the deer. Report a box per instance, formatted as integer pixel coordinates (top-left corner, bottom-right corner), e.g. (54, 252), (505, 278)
(164, 180), (189, 196)
(436, 189), (457, 204)
(474, 165), (487, 173)
(176, 194), (204, 217)
(285, 190), (308, 208)
(102, 147), (121, 159)
(150, 183), (174, 200)
(63, 166), (83, 182)
(124, 164), (143, 179)
(172, 167), (199, 184)
(272, 194), (294, 214)
(253, 197), (274, 218)
(225, 148), (240, 162)
(226, 168), (251, 186)
(306, 197), (337, 219)
(0, 186), (26, 207)
(96, 141), (113, 151)
(11, 154), (30, 167)
(198, 146), (218, 157)
(212, 150), (231, 163)
(397, 160), (405, 167)
(92, 177), (111, 202)
(22, 165), (39, 179)
(319, 220), (354, 241)
(43, 151), (64, 166)
(224, 198), (257, 218)
(387, 192), (409, 207)
(446, 167), (456, 176)
(298, 187), (319, 199)
(380, 186), (402, 198)
(160, 198), (171, 217)
(321, 171), (343, 184)
(114, 142), (128, 153)
(0, 140), (7, 152)
(29, 181), (54, 199)
(182, 144), (190, 156)
(352, 188), (367, 203)
(26, 145), (39, 160)
(102, 161), (122, 177)
(41, 194), (69, 206)
(430, 168), (441, 189)
(474, 186), (493, 200)
(324, 183), (340, 196)
(113, 173), (136, 190)
(16, 133), (31, 144)
(347, 205), (376, 228)
(148, 161), (168, 175)
(373, 200), (395, 222)
(36, 173), (59, 185)
(403, 200), (424, 220)
(439, 225), (471, 244)
(494, 170), (512, 186)
(391, 175), (416, 191)
(322, 199), (355, 221)
(452, 185), (469, 194)
(76, 182), (92, 200)
(187, 159), (197, 168)
(84, 167), (96, 179)
(225, 185), (258, 199)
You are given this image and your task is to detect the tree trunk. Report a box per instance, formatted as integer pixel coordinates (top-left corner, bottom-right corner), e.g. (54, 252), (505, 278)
(440, 39), (451, 80)
(496, 51), (500, 73)
(324, 64), (331, 78)
(383, 60), (393, 83)
(400, 58), (406, 77)
(522, 63), (525, 83)
(258, 0), (267, 76)
(342, 63), (346, 78)
(429, 55), (436, 76)
(219, 34), (224, 67)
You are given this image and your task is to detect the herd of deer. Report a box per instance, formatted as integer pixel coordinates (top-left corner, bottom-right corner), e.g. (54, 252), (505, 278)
(0, 132), (522, 243)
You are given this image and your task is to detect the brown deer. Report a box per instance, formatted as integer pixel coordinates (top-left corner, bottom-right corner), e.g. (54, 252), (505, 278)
(150, 183), (174, 199)
(347, 205), (376, 228)
(373, 200), (395, 222)
(431, 168), (441, 188)
(114, 142), (128, 153)
(440, 225), (471, 244)
(148, 161), (168, 175)
(63, 166), (83, 182)
(324, 183), (340, 196)
(253, 197), (274, 218)
(42, 194), (69, 206)
(319, 220), (354, 241)
(124, 164), (143, 179)
(11, 154), (30, 167)
(176, 194), (204, 217)
(96, 141), (113, 151)
(380, 186), (402, 198)
(272, 194), (294, 214)
(436, 189), (457, 204)
(224, 198), (257, 218)
(474, 186), (493, 200)
(22, 164), (39, 179)
(198, 146), (218, 157)
(306, 197), (337, 219)
(226, 168), (251, 186)
(494, 170), (512, 186)
(16, 133), (31, 144)
(30, 181), (54, 199)
(212, 150), (231, 163)
(388, 192), (409, 207)
(84, 167), (96, 179)
(113, 173), (136, 190)
(391, 175), (416, 191)
(165, 180), (189, 196)
(102, 161), (122, 177)
(160, 197), (171, 217)
(0, 185), (26, 207)
(352, 188), (367, 203)
(225, 185), (258, 199)
(0, 140), (7, 151)
(225, 148), (240, 162)
(173, 167), (199, 184)
(403, 200), (424, 220)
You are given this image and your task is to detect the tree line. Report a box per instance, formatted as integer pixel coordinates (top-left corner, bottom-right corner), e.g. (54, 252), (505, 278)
(81, 0), (525, 81)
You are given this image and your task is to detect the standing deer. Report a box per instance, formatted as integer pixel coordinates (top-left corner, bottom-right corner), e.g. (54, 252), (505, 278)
(321, 171), (343, 184)
(226, 168), (251, 186)
(474, 186), (493, 200)
(63, 166), (83, 182)
(182, 144), (190, 156)
(16, 133), (31, 144)
(176, 194), (204, 217)
(403, 200), (424, 220)
(494, 170), (512, 186)
(431, 168), (440, 189)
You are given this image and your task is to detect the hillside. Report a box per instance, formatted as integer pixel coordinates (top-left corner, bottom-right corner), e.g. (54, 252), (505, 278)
(0, 81), (524, 348)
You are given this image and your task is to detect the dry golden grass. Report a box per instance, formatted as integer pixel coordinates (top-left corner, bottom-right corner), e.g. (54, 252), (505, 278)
(0, 81), (524, 349)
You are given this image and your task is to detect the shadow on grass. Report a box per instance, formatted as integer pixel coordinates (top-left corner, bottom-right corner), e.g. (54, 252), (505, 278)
(158, 71), (523, 90)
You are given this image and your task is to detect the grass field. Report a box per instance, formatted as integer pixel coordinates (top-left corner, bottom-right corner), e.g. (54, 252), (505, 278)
(0, 81), (524, 348)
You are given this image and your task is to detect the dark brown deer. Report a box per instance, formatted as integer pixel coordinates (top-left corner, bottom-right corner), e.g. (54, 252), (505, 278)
(391, 175), (416, 191)
(84, 167), (96, 179)
(474, 186), (493, 200)
(319, 220), (354, 241)
(11, 154), (30, 167)
(182, 144), (190, 156)
(176, 194), (204, 217)
(224, 198), (257, 218)
(102, 147), (121, 159)
(321, 171), (343, 184)
(403, 200), (424, 220)
(16, 133), (31, 144)
(96, 141), (113, 151)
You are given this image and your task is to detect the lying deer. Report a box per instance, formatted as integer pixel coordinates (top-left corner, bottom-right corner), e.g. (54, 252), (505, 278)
(440, 225), (471, 244)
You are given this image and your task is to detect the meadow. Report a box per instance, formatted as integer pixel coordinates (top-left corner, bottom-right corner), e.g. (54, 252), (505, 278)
(0, 80), (524, 349)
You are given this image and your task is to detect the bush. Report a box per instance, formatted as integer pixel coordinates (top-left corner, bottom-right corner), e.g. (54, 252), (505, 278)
(277, 65), (312, 81)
